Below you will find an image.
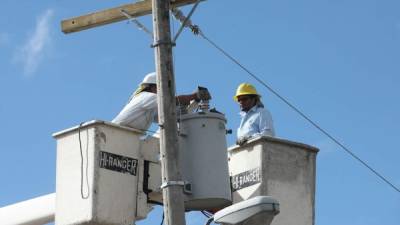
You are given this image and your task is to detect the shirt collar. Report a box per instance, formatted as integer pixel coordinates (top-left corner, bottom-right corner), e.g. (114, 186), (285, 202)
(239, 105), (258, 116)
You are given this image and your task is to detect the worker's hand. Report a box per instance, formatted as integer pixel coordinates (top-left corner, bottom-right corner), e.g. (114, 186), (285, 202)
(196, 86), (212, 101)
(236, 137), (248, 146)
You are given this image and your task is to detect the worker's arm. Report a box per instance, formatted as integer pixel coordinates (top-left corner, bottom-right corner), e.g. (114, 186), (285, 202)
(176, 93), (198, 105)
(256, 109), (275, 137)
(236, 109), (275, 146)
(176, 87), (211, 105)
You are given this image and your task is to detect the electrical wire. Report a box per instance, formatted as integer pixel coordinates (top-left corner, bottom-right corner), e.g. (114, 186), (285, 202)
(204, 217), (214, 225)
(78, 122), (90, 199)
(194, 29), (400, 194)
(160, 211), (164, 225)
(201, 210), (213, 218)
(118, 0), (399, 194)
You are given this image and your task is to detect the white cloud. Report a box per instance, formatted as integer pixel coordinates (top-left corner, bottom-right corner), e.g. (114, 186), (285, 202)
(14, 9), (54, 76)
(0, 32), (10, 46)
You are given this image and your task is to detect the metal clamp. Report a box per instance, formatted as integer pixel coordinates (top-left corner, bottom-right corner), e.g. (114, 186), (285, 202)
(160, 181), (192, 194)
(151, 40), (176, 48)
(160, 181), (185, 189)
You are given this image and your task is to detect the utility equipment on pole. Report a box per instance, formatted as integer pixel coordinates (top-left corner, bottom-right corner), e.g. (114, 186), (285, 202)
(59, 1), (200, 224)
(0, 1), (320, 225)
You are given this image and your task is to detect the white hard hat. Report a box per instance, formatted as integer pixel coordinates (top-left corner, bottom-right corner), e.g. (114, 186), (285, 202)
(141, 72), (157, 85)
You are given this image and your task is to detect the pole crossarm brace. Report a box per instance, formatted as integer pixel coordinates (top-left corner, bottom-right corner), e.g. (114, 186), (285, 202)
(120, 9), (153, 38)
(172, 0), (201, 42)
(61, 0), (203, 34)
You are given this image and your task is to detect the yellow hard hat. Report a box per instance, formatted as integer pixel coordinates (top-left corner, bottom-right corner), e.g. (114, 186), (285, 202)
(233, 83), (260, 101)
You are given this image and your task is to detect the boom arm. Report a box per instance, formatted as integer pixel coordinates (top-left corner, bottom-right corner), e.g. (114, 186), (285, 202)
(0, 193), (55, 225)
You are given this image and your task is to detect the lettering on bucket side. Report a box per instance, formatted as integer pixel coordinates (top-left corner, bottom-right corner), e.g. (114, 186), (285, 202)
(231, 167), (261, 192)
(99, 151), (138, 176)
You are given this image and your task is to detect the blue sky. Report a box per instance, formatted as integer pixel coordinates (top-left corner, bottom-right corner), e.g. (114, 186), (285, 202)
(1, 0), (399, 224)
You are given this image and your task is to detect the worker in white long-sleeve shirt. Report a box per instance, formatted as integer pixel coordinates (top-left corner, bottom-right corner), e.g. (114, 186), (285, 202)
(112, 72), (210, 132)
(234, 83), (275, 146)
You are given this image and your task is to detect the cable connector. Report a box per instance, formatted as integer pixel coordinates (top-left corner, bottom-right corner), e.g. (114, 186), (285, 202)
(172, 8), (193, 27)
(151, 40), (176, 48)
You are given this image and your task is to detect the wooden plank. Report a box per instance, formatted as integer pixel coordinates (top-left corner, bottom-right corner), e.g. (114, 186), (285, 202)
(61, 0), (201, 34)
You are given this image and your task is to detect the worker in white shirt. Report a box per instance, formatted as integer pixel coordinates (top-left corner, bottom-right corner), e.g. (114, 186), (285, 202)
(234, 83), (275, 146)
(112, 72), (210, 132)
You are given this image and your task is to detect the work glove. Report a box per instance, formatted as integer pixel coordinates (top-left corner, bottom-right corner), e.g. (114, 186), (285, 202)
(236, 137), (249, 146)
(195, 86), (212, 101)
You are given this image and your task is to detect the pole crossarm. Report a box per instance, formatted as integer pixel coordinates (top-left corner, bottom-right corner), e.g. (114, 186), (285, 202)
(61, 0), (202, 34)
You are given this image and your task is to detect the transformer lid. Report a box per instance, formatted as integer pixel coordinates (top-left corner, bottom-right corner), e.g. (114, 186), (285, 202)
(179, 112), (226, 122)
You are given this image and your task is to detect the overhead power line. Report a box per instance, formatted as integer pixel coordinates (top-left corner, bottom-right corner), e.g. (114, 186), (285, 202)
(163, 5), (399, 193)
(192, 28), (400, 194)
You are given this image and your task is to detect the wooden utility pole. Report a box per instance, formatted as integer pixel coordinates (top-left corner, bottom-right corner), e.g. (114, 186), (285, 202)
(61, 1), (190, 225)
(151, 0), (187, 224)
